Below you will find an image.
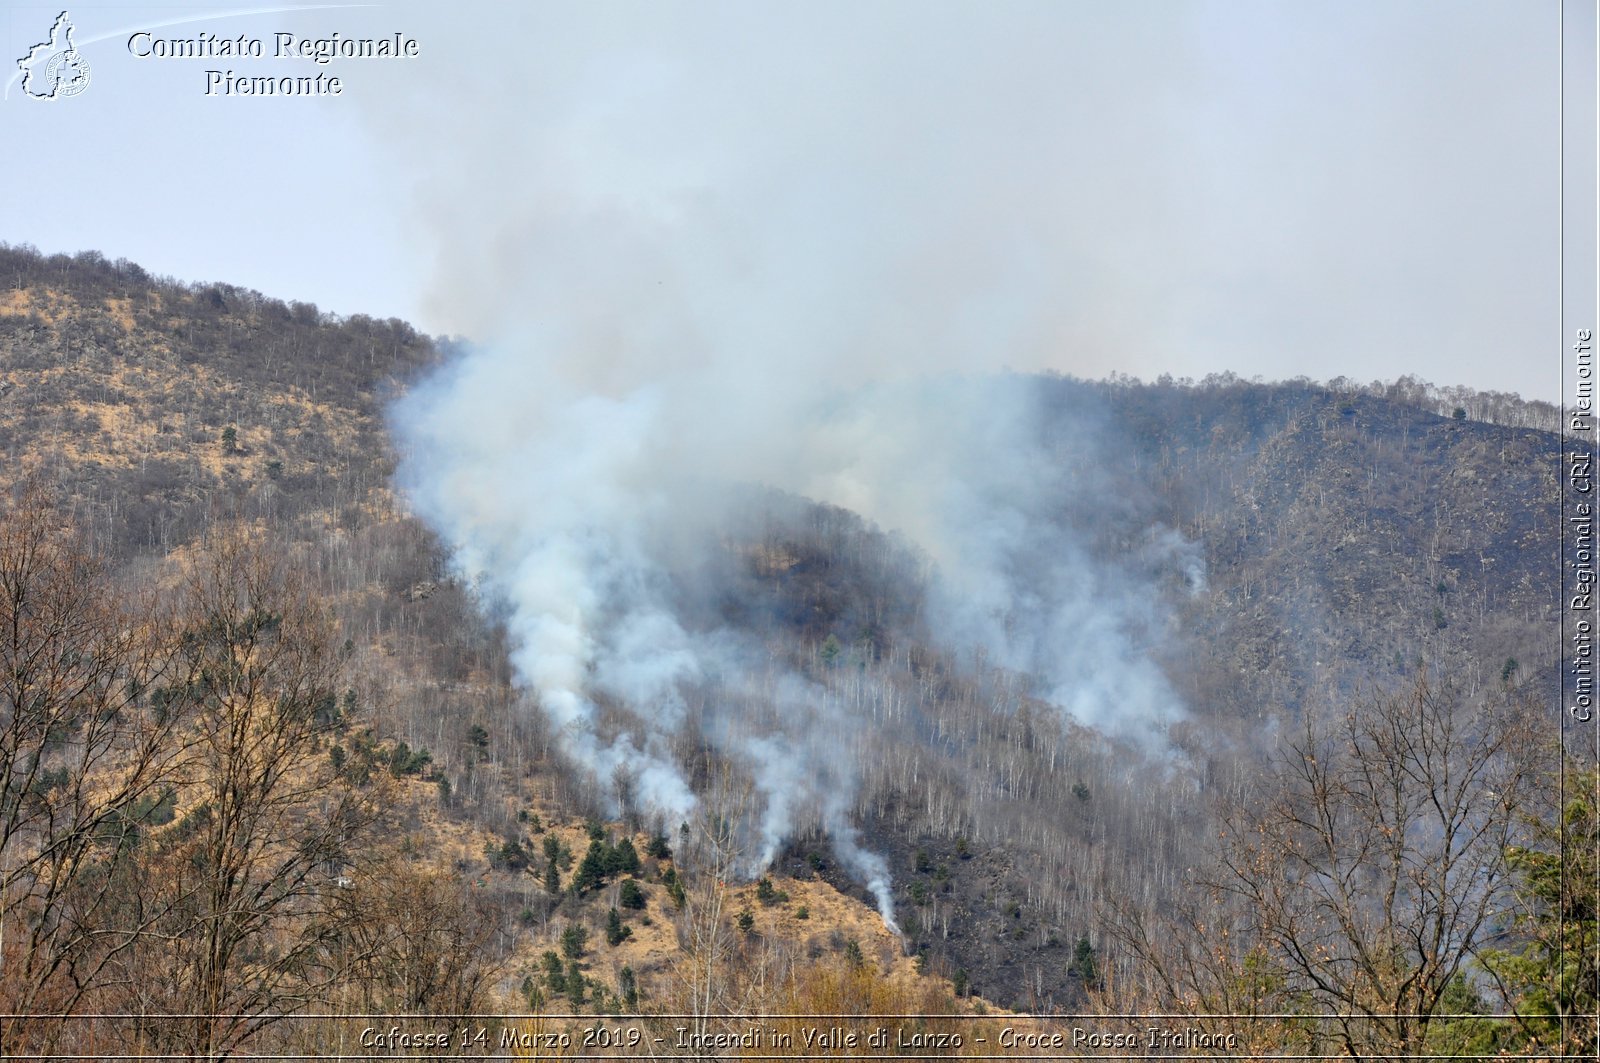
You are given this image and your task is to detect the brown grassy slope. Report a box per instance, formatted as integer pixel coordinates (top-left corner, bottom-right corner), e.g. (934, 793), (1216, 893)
(0, 249), (993, 1018)
(0, 247), (433, 557)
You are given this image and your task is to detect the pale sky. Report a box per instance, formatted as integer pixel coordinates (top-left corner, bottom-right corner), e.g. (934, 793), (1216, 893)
(0, 1), (1577, 402)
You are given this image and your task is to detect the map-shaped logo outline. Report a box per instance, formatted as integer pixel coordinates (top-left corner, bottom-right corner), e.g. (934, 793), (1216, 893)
(17, 11), (91, 100)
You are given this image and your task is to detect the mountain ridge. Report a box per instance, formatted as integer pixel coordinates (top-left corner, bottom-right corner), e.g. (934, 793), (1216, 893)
(0, 243), (1569, 1025)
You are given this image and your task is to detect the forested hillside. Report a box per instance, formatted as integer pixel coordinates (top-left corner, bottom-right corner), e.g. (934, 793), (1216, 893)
(0, 244), (1588, 1059)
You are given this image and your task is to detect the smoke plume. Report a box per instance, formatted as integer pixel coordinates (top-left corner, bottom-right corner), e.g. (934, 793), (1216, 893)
(391, 347), (1196, 930)
(382, 5), (1206, 927)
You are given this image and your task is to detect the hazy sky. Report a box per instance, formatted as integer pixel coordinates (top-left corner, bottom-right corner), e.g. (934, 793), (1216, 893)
(0, 1), (1572, 401)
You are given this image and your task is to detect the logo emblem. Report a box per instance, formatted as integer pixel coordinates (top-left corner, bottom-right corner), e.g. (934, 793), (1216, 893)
(17, 11), (91, 100)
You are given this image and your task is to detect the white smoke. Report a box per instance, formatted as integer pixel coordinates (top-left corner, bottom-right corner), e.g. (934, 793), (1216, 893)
(790, 374), (1194, 748)
(392, 364), (701, 825)
(391, 349), (1198, 929)
(380, 4), (1207, 929)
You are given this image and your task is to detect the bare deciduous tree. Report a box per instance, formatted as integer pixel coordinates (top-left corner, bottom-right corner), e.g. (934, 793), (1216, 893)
(115, 526), (379, 1057)
(1206, 678), (1538, 1057)
(324, 857), (500, 1016)
(0, 485), (193, 1055)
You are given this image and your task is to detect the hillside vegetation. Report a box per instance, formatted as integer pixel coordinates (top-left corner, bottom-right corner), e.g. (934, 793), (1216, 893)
(0, 244), (1587, 1059)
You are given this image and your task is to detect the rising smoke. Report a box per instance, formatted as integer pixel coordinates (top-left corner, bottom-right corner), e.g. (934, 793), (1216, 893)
(382, 5), (1205, 928)
(391, 346), (1197, 930)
